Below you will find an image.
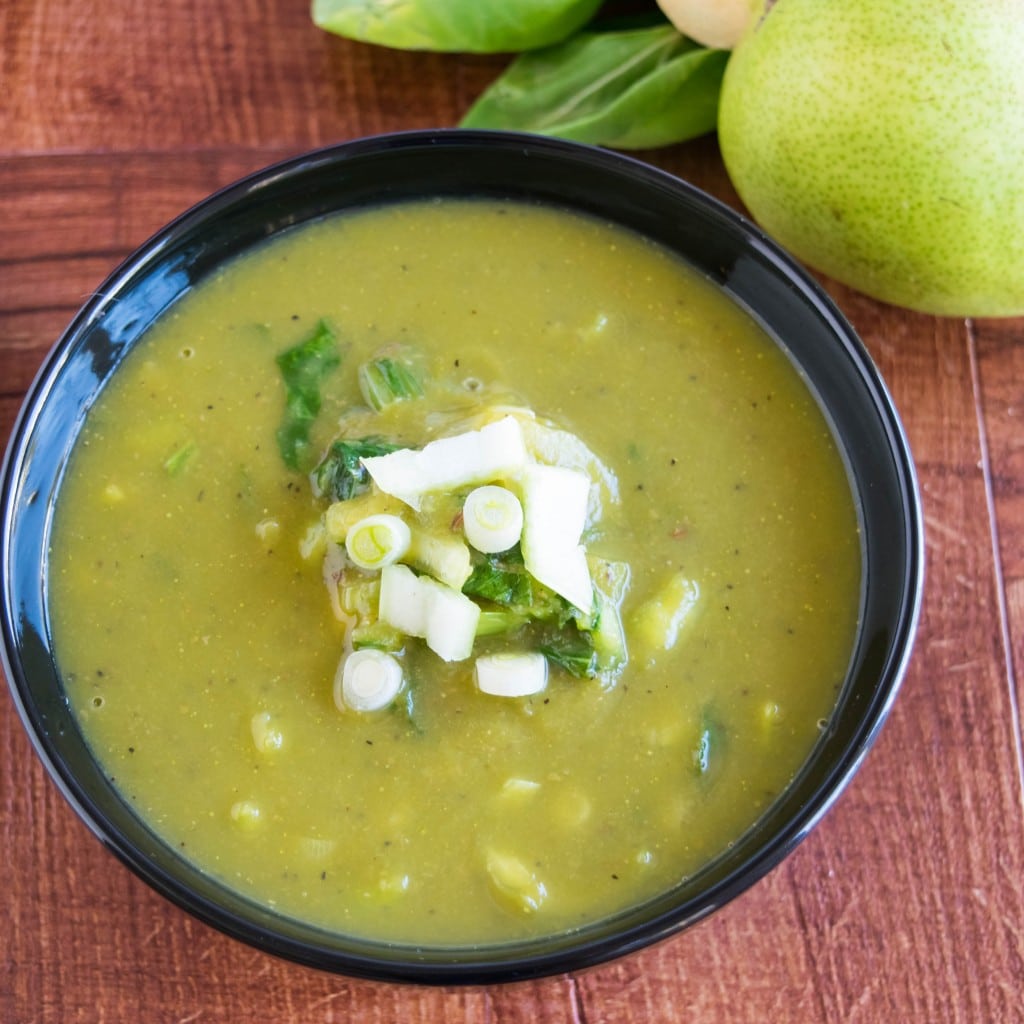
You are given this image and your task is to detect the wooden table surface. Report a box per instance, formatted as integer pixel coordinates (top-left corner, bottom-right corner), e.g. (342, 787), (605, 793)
(3, 2), (1023, 1021)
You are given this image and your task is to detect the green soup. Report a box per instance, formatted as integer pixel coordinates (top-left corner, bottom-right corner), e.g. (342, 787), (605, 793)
(49, 199), (861, 945)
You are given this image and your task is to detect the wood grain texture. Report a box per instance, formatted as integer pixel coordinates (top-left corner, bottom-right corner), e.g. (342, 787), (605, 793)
(3, 1), (1024, 1021)
(1, 0), (500, 152)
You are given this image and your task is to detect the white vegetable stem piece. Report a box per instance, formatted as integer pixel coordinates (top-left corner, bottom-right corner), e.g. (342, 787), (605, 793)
(405, 529), (472, 590)
(476, 652), (549, 698)
(361, 415), (528, 510)
(336, 649), (404, 712)
(378, 563), (480, 662)
(516, 414), (619, 525)
(378, 562), (425, 633)
(519, 463), (593, 615)
(462, 485), (524, 554)
(344, 513), (411, 570)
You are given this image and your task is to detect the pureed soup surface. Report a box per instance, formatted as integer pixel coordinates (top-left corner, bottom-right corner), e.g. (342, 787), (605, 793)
(50, 198), (861, 946)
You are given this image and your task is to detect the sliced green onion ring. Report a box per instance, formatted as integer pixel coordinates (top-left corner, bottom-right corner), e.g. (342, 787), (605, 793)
(345, 513), (411, 570)
(463, 485), (524, 554)
(475, 651), (548, 697)
(336, 649), (404, 712)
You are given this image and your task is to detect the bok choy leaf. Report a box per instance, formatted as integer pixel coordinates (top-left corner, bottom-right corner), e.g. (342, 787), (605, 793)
(276, 320), (342, 470)
(314, 437), (402, 502)
(358, 355), (425, 411)
(460, 24), (729, 149)
(463, 560), (535, 609)
(312, 0), (604, 54)
(539, 632), (598, 679)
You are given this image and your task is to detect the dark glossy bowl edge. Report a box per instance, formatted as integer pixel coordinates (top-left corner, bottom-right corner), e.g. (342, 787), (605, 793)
(0, 129), (924, 984)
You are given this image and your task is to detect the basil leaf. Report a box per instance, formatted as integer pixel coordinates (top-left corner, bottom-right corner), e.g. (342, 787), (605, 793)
(460, 25), (729, 149)
(312, 0), (604, 54)
(275, 320), (341, 471)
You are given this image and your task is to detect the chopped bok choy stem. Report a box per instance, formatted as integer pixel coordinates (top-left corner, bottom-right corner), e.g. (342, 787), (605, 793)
(358, 355), (424, 411)
(462, 485), (524, 554)
(475, 652), (548, 697)
(579, 557), (630, 674)
(361, 415), (527, 510)
(423, 585), (481, 662)
(335, 649), (404, 712)
(351, 619), (404, 652)
(475, 609), (530, 637)
(519, 463), (593, 615)
(516, 414), (619, 522)
(345, 514), (411, 570)
(379, 563), (480, 662)
(406, 529), (473, 590)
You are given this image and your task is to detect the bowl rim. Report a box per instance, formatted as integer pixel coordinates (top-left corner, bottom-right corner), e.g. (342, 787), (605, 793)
(0, 128), (925, 984)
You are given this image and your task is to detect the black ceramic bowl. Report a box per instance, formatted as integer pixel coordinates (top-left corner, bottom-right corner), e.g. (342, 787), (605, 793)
(1, 130), (923, 984)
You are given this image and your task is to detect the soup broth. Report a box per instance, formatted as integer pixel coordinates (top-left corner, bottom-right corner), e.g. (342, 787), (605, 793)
(50, 199), (861, 945)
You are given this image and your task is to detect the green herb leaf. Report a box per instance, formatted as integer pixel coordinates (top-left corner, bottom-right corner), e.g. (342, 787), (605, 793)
(312, 0), (604, 54)
(275, 320), (342, 471)
(462, 551), (568, 625)
(313, 436), (402, 502)
(540, 632), (598, 678)
(460, 25), (729, 150)
(391, 686), (423, 735)
(692, 707), (726, 781)
(163, 441), (196, 477)
(463, 559), (535, 608)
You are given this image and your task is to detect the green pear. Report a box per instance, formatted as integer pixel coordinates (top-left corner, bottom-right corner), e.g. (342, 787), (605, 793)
(717, 0), (1024, 316)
